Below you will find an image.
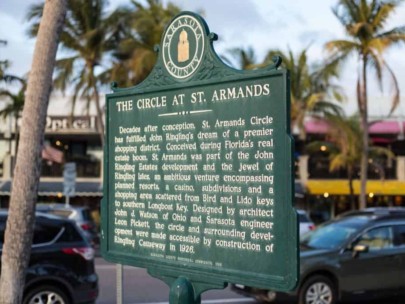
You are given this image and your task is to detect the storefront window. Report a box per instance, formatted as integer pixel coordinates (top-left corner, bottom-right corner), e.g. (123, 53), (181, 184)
(308, 153), (396, 180)
(41, 138), (101, 178)
(367, 156), (396, 179)
(308, 154), (346, 179)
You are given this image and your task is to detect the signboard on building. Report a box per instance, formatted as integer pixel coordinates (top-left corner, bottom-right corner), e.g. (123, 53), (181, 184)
(45, 116), (97, 133)
(102, 12), (298, 292)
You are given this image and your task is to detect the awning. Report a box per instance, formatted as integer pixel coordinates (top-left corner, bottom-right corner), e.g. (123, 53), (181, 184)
(0, 181), (102, 197)
(369, 121), (403, 134)
(0, 180), (306, 198)
(305, 119), (405, 137)
(307, 180), (405, 195)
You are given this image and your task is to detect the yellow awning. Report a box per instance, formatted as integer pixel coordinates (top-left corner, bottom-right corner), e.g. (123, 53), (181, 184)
(307, 180), (405, 195)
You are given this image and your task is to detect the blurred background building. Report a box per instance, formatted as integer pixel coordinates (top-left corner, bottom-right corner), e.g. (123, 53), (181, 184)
(295, 116), (405, 223)
(0, 96), (404, 224)
(0, 96), (103, 211)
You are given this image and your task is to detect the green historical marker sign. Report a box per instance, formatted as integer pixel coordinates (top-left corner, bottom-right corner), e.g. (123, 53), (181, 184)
(101, 11), (298, 301)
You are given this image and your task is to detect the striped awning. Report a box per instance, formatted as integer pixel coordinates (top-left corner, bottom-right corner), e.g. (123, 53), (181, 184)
(0, 180), (102, 197)
(307, 180), (405, 195)
(0, 180), (305, 198)
(305, 119), (405, 137)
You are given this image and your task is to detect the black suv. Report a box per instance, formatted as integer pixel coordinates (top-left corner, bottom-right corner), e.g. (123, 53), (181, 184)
(232, 208), (405, 304)
(36, 203), (99, 248)
(0, 210), (98, 304)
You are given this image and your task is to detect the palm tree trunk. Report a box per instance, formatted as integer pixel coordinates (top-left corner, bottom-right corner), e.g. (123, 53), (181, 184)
(13, 113), (19, 163)
(93, 85), (105, 146)
(358, 55), (369, 210)
(0, 1), (67, 303)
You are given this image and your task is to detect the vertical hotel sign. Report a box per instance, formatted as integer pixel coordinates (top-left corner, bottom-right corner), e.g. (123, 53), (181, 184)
(102, 12), (298, 293)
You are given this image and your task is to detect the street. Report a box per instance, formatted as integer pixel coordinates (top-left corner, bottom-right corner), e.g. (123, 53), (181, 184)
(95, 257), (255, 304)
(95, 257), (405, 304)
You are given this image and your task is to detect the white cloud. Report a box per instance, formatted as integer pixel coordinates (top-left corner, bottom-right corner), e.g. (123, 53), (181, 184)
(1, 0), (405, 117)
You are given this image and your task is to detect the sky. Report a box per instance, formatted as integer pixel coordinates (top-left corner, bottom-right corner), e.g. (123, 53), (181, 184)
(1, 0), (405, 117)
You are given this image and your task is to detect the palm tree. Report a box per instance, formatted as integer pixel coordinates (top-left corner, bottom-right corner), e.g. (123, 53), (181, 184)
(306, 114), (394, 209)
(0, 40), (7, 79)
(0, 68), (22, 84)
(0, 59), (7, 80)
(0, 51), (23, 84)
(325, 0), (405, 209)
(223, 47), (259, 70)
(263, 48), (344, 139)
(27, 0), (112, 145)
(0, 1), (67, 302)
(102, 0), (181, 87)
(307, 115), (360, 208)
(0, 78), (26, 157)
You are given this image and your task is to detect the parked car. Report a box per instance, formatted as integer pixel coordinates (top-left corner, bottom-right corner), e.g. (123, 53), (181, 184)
(0, 210), (98, 304)
(232, 207), (405, 304)
(298, 209), (315, 235)
(36, 203), (99, 247)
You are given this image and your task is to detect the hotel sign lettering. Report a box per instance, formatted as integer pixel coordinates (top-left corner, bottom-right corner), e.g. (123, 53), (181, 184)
(45, 116), (97, 132)
(102, 12), (298, 293)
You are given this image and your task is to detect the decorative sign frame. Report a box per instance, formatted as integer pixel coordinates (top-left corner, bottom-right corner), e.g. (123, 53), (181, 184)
(102, 11), (298, 300)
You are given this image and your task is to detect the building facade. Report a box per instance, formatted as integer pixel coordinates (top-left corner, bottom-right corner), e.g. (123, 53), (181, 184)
(1, 111), (404, 224)
(297, 117), (405, 223)
(0, 115), (103, 209)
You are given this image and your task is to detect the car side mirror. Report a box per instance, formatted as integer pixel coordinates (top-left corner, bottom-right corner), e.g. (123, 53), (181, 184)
(352, 244), (369, 258)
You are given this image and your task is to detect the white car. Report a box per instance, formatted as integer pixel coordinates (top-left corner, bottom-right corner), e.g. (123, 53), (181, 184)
(298, 209), (315, 235)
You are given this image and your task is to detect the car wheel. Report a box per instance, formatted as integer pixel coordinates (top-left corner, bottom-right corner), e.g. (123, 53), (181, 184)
(299, 275), (337, 304)
(23, 285), (69, 304)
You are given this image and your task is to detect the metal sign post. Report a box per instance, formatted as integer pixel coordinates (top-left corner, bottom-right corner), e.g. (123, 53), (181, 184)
(116, 264), (123, 304)
(63, 162), (76, 206)
(102, 11), (298, 303)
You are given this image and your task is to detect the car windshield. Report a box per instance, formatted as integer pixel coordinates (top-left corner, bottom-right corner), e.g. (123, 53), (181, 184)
(45, 209), (74, 218)
(300, 217), (368, 249)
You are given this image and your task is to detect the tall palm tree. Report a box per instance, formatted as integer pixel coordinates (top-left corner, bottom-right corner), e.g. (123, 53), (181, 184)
(325, 0), (405, 209)
(0, 40), (7, 79)
(102, 0), (181, 87)
(264, 48), (344, 139)
(0, 69), (22, 84)
(27, 0), (112, 145)
(0, 56), (23, 85)
(0, 60), (7, 80)
(0, 1), (67, 302)
(223, 47), (259, 70)
(0, 78), (26, 157)
(306, 114), (394, 209)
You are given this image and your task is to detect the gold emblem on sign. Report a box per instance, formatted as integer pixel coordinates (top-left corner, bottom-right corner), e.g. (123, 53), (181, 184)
(162, 14), (204, 79)
(177, 30), (189, 63)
